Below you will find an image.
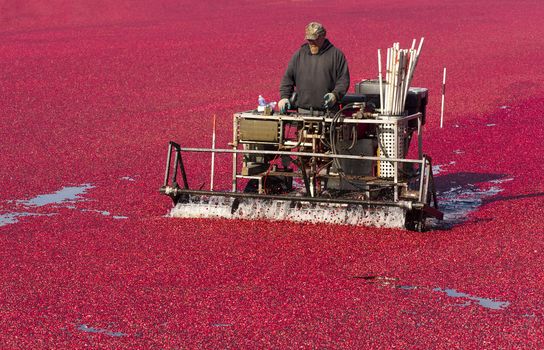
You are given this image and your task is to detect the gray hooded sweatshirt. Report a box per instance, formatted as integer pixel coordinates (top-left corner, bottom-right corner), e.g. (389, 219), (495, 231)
(279, 39), (350, 110)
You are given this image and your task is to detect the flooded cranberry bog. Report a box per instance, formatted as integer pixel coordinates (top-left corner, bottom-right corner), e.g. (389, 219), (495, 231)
(1, 1), (543, 348)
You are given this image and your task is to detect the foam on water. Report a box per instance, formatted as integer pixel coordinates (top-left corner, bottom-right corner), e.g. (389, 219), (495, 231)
(120, 176), (136, 182)
(432, 161), (456, 175)
(170, 195), (407, 228)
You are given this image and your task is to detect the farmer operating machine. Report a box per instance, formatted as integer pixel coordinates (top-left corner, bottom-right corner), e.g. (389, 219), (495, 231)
(160, 39), (443, 231)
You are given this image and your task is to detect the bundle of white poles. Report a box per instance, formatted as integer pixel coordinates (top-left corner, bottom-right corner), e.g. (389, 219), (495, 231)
(378, 38), (424, 116)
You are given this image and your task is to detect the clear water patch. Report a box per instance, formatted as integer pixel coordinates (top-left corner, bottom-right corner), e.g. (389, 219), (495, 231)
(0, 212), (56, 227)
(16, 184), (94, 207)
(82, 209), (128, 220)
(65, 206), (129, 220)
(76, 324), (126, 337)
(1, 182), (129, 228)
(357, 276), (510, 311)
(434, 287), (510, 310)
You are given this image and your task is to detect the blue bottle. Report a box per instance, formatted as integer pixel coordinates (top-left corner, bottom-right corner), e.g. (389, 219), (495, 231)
(258, 95), (266, 111)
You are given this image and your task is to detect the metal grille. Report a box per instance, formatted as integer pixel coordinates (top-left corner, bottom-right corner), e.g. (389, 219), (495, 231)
(378, 122), (406, 178)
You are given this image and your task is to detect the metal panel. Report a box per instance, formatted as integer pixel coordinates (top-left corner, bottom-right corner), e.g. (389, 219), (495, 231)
(239, 119), (279, 142)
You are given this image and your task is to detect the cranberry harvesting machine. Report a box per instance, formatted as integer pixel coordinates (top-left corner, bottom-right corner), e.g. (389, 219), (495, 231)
(160, 82), (443, 231)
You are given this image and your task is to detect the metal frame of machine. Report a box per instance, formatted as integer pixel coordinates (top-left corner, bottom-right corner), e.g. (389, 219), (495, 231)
(160, 100), (443, 231)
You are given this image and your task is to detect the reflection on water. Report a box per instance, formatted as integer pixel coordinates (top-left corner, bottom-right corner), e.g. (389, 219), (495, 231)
(432, 178), (513, 229)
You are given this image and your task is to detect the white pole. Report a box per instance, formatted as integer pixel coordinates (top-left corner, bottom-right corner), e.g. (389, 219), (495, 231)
(378, 49), (384, 114)
(381, 38), (424, 116)
(403, 49), (416, 111)
(392, 47), (400, 115)
(210, 115), (217, 190)
(391, 48), (395, 115)
(395, 50), (400, 115)
(398, 50), (407, 114)
(389, 48), (394, 115)
(391, 45), (396, 114)
(417, 37), (424, 57)
(383, 48), (391, 114)
(440, 67), (447, 128)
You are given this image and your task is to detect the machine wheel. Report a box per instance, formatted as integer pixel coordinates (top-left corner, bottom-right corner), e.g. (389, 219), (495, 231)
(414, 212), (427, 232)
(405, 210), (427, 232)
(405, 188), (432, 232)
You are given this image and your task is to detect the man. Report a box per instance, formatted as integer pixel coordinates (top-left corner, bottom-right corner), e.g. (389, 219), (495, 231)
(279, 22), (350, 113)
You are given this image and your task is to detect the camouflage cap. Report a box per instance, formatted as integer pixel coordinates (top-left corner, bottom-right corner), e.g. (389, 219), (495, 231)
(305, 22), (326, 40)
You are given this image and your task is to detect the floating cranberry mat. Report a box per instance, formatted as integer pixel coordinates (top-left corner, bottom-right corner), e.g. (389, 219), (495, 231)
(1, 1), (543, 348)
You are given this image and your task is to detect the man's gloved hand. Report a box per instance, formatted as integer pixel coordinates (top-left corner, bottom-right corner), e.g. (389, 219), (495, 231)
(278, 98), (291, 114)
(323, 93), (337, 109)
